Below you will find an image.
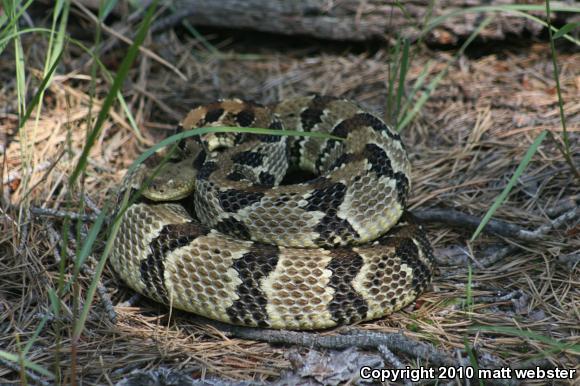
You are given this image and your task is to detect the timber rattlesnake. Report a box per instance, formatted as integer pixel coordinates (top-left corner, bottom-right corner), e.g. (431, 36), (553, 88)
(110, 96), (434, 330)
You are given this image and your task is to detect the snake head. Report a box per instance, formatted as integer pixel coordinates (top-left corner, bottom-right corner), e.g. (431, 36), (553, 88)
(141, 157), (198, 201)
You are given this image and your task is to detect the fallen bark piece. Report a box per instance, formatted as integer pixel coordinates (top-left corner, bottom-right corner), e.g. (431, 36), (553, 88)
(168, 0), (576, 44)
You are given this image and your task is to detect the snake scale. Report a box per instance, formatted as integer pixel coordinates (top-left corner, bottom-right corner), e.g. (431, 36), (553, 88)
(110, 95), (434, 330)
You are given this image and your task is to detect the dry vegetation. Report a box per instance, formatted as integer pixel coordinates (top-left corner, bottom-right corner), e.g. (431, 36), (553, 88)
(0, 2), (579, 385)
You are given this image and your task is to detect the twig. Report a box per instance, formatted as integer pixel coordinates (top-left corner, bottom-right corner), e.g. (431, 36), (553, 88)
(378, 344), (406, 370)
(46, 225), (117, 323)
(204, 319), (457, 368)
(415, 201), (578, 242)
(0, 357), (51, 386)
(480, 206), (578, 267)
(17, 207), (30, 257)
(78, 6), (197, 68)
(519, 205), (578, 240)
(118, 293), (143, 308)
(378, 345), (412, 386)
(73, 1), (187, 80)
(557, 252), (579, 268)
(472, 290), (523, 304)
(200, 319), (525, 386)
(545, 195), (578, 218)
(30, 206), (99, 222)
(414, 208), (530, 241)
(19, 152), (66, 203)
(82, 194), (102, 217)
(424, 206), (578, 268)
(116, 367), (261, 386)
(133, 85), (182, 121)
(82, 263), (117, 323)
(150, 8), (196, 34)
(2, 161), (52, 184)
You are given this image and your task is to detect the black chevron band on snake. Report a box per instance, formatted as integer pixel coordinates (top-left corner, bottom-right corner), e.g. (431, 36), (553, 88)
(326, 249), (369, 325)
(300, 95), (336, 130)
(226, 243), (280, 328)
(235, 109), (256, 127)
(110, 95), (434, 330)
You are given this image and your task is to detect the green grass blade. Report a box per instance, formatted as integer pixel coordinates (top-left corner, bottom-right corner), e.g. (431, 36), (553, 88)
(71, 124), (341, 339)
(22, 317), (49, 356)
(12, 8), (26, 117)
(553, 21), (580, 40)
(398, 59), (432, 122)
(74, 202), (109, 274)
(473, 326), (580, 354)
(100, 0), (119, 20)
(131, 126), (343, 173)
(47, 287), (61, 316)
(43, 0), (68, 80)
(71, 0), (159, 340)
(465, 264), (473, 315)
(0, 350), (54, 379)
(72, 202), (115, 340)
(545, 0), (578, 180)
(398, 17), (492, 131)
(395, 38), (410, 125)
(180, 20), (220, 56)
(116, 88), (145, 141)
(0, 5), (6, 29)
(424, 5), (580, 46)
(463, 339), (484, 386)
(0, 0), (34, 55)
(386, 37), (402, 122)
(69, 0), (158, 185)
(18, 49), (64, 128)
(0, 27), (55, 47)
(0, 26), (143, 142)
(471, 131), (547, 241)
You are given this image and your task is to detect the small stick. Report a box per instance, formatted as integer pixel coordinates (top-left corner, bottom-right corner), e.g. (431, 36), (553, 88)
(518, 206), (578, 240)
(118, 293), (142, 308)
(30, 206), (98, 222)
(204, 320), (457, 368)
(17, 207), (30, 257)
(472, 290), (523, 304)
(480, 206), (578, 267)
(82, 264), (117, 324)
(414, 208), (529, 240)
(0, 357), (51, 386)
(424, 206), (578, 268)
(2, 161), (52, 184)
(73, 1), (186, 80)
(378, 344), (407, 369)
(204, 320), (524, 386)
(82, 194), (101, 217)
(545, 195), (578, 218)
(46, 225), (117, 323)
(377, 345), (412, 386)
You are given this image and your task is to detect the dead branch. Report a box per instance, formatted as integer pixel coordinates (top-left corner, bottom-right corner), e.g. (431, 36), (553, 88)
(46, 224), (117, 323)
(414, 208), (527, 239)
(480, 206), (578, 267)
(0, 357), (51, 386)
(30, 206), (99, 222)
(166, 0), (574, 44)
(205, 320), (457, 368)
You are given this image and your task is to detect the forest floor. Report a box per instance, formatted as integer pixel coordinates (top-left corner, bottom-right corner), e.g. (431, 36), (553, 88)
(0, 4), (579, 386)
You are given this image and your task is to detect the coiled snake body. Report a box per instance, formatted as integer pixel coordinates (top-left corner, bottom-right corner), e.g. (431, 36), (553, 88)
(110, 96), (434, 330)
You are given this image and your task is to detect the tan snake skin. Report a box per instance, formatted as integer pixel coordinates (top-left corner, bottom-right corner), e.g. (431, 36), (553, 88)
(110, 96), (434, 330)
